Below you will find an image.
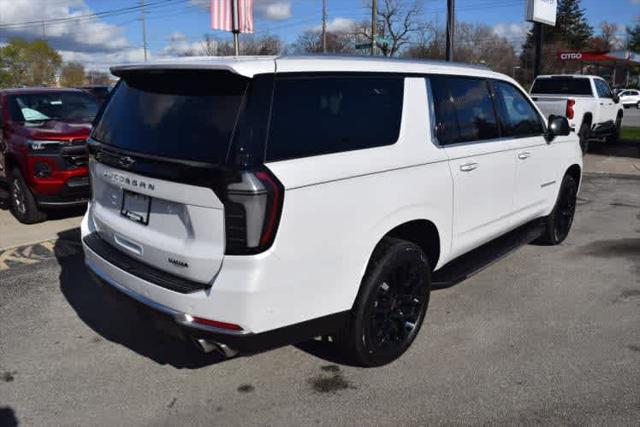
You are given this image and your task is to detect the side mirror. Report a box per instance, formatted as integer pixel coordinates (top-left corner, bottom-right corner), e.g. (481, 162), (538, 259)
(613, 94), (620, 103)
(547, 115), (571, 141)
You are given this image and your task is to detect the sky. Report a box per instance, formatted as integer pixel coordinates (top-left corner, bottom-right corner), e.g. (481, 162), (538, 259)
(0, 0), (638, 71)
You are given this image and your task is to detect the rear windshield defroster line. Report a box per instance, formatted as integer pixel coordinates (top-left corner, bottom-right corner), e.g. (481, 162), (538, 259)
(92, 70), (250, 164)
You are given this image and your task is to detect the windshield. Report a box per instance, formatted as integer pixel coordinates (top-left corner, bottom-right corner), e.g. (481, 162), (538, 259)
(92, 70), (249, 164)
(8, 91), (100, 123)
(531, 78), (593, 96)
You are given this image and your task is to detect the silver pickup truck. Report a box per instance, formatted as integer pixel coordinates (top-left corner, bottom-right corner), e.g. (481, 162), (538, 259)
(530, 75), (624, 154)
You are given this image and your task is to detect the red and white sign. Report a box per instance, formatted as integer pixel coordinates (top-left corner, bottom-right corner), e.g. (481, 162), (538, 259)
(211, 0), (254, 33)
(557, 52), (614, 61)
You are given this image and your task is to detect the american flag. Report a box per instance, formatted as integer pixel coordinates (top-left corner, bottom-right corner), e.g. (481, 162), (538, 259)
(211, 0), (255, 33)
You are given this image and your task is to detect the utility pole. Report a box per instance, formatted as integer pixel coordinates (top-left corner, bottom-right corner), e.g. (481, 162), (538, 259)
(140, 0), (148, 61)
(445, 0), (454, 61)
(321, 0), (327, 53)
(533, 22), (542, 78)
(371, 0), (377, 56)
(232, 0), (240, 56)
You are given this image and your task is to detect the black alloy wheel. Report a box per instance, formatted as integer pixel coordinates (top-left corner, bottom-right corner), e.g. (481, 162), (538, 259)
(364, 261), (426, 354)
(553, 177), (577, 243)
(337, 238), (431, 367)
(538, 174), (578, 245)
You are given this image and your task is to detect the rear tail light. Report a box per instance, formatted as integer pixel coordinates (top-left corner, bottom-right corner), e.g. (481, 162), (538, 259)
(224, 168), (284, 255)
(566, 99), (575, 120)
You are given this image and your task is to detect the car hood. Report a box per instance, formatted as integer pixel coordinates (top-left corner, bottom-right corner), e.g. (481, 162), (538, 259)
(16, 119), (92, 141)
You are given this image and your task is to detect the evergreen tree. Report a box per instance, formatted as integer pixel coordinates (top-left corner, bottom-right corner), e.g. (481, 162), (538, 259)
(628, 23), (640, 52)
(519, 0), (594, 81)
(546, 0), (593, 49)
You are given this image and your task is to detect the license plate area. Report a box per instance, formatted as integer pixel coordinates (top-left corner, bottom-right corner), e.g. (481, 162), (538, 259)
(121, 190), (151, 225)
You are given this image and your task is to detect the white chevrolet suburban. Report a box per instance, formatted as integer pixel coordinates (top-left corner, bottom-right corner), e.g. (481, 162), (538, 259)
(531, 75), (624, 154)
(82, 56), (582, 366)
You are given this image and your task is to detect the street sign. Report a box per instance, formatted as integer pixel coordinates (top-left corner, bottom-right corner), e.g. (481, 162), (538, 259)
(355, 42), (373, 50)
(525, 0), (557, 26)
(375, 35), (392, 45)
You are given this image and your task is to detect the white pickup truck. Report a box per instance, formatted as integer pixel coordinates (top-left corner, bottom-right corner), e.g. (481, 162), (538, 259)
(530, 75), (624, 153)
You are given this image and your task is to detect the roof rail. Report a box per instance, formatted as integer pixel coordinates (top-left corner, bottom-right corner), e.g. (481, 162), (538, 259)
(277, 54), (491, 71)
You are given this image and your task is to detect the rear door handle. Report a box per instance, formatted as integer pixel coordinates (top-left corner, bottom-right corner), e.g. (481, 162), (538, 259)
(518, 152), (531, 160)
(459, 162), (479, 172)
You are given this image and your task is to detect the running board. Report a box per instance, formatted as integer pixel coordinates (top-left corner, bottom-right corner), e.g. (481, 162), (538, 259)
(431, 220), (545, 289)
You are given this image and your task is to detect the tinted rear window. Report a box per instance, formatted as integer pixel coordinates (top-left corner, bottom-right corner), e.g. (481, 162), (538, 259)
(531, 78), (592, 95)
(92, 71), (248, 163)
(431, 75), (500, 144)
(266, 76), (403, 161)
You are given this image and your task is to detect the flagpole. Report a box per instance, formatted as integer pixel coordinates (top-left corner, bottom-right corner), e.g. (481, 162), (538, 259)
(232, 0), (240, 56)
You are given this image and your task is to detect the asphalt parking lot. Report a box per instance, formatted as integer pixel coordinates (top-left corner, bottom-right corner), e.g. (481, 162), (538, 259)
(0, 174), (639, 426)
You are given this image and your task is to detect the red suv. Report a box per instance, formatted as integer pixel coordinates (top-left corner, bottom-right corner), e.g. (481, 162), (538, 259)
(0, 88), (99, 223)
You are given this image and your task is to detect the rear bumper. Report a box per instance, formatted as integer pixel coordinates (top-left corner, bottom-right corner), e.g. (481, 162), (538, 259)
(80, 207), (348, 351)
(84, 249), (248, 337)
(86, 266), (347, 354)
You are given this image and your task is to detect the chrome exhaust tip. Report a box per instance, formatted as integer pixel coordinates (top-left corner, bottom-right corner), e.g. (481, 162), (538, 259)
(192, 338), (239, 358)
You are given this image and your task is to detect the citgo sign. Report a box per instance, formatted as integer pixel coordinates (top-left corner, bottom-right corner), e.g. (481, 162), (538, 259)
(559, 52), (583, 60)
(556, 52), (613, 61)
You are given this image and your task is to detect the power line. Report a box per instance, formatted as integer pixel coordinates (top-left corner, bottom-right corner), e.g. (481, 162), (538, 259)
(0, 0), (187, 31)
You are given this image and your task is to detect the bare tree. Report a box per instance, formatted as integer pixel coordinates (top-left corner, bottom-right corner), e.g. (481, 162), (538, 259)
(355, 0), (423, 57)
(403, 20), (443, 59)
(404, 22), (518, 76)
(291, 30), (356, 54)
(86, 70), (112, 85)
(591, 21), (621, 51)
(199, 33), (282, 56)
(60, 62), (86, 87)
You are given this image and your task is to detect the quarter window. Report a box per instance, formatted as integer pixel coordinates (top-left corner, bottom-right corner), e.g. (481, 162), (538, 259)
(430, 75), (500, 144)
(266, 76), (404, 161)
(493, 80), (544, 138)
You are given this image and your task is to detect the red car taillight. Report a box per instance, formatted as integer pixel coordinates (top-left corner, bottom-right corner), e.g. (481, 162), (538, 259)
(224, 168), (284, 255)
(566, 99), (575, 120)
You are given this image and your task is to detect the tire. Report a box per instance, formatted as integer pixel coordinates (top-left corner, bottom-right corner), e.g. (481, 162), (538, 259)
(336, 237), (431, 367)
(578, 121), (590, 155)
(9, 169), (46, 224)
(606, 115), (622, 144)
(538, 174), (577, 245)
(637, 102), (640, 109)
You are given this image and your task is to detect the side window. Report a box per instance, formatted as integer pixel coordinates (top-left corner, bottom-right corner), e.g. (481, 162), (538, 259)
(430, 75), (499, 144)
(266, 76), (404, 161)
(595, 80), (613, 99)
(493, 80), (544, 138)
